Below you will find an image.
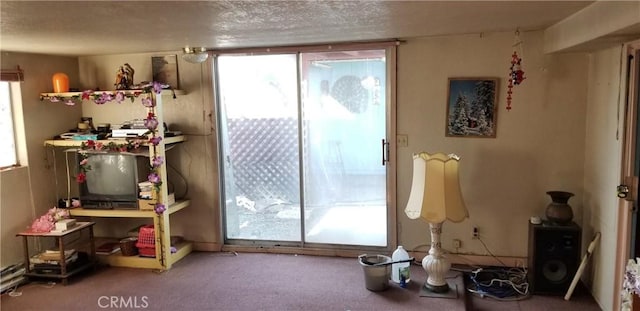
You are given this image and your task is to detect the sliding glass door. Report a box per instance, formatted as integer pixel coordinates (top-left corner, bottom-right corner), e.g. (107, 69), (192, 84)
(216, 47), (389, 247)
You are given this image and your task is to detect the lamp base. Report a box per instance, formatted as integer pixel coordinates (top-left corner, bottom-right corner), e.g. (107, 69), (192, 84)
(424, 282), (450, 293)
(420, 281), (458, 299)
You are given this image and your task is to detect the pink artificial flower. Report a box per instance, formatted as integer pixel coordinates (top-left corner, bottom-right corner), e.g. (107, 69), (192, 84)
(94, 92), (112, 104)
(30, 215), (55, 233)
(115, 91), (125, 103)
(82, 90), (92, 100)
(72, 199), (81, 207)
(152, 81), (163, 94)
(144, 114), (158, 130)
(80, 158), (88, 166)
(65, 99), (75, 106)
(141, 97), (154, 107)
(49, 96), (60, 103)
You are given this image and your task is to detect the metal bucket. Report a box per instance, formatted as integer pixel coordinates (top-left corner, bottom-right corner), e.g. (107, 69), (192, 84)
(358, 254), (392, 291)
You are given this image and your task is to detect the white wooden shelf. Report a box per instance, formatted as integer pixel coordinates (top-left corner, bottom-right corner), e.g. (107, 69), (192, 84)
(44, 135), (187, 147)
(40, 89), (185, 99)
(95, 241), (192, 269)
(69, 200), (190, 218)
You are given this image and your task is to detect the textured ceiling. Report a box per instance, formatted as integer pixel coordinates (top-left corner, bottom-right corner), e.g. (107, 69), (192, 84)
(0, 1), (594, 56)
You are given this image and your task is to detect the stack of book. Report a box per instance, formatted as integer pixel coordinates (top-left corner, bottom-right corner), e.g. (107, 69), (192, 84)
(96, 242), (121, 255)
(138, 181), (154, 200)
(30, 249), (78, 274)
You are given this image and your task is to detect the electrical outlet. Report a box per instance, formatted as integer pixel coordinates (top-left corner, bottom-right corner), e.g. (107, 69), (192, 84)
(472, 227), (479, 239)
(397, 134), (408, 147)
(453, 239), (462, 249)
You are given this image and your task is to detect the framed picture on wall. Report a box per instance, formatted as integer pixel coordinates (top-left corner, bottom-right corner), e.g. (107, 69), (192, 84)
(445, 77), (499, 138)
(152, 55), (179, 89)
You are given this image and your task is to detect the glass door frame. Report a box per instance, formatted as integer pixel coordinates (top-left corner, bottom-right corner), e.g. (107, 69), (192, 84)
(212, 41), (398, 254)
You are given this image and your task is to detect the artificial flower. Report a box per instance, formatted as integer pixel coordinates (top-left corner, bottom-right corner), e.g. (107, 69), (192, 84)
(29, 207), (70, 233)
(141, 96), (154, 107)
(114, 91), (125, 103)
(148, 172), (160, 184)
(152, 156), (164, 168)
(149, 136), (162, 146)
(31, 215), (55, 232)
(82, 90), (92, 100)
(154, 203), (166, 214)
(152, 81), (163, 94)
(144, 113), (158, 130)
(76, 172), (86, 183)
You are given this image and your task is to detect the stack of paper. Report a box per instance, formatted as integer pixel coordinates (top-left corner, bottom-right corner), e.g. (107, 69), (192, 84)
(138, 181), (154, 199)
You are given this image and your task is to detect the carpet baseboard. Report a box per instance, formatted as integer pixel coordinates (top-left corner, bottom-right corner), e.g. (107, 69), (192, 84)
(192, 241), (222, 252)
(194, 244), (526, 268)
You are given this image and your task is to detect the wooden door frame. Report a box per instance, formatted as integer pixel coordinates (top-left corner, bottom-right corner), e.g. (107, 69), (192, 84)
(616, 40), (640, 311)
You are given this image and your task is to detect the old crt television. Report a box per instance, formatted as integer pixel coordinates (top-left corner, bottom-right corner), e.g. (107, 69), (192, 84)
(78, 153), (151, 209)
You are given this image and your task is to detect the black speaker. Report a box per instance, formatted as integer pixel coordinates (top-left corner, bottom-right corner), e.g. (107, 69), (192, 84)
(528, 221), (581, 295)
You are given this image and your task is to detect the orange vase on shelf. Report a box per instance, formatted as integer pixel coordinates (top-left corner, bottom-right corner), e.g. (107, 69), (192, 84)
(52, 72), (69, 93)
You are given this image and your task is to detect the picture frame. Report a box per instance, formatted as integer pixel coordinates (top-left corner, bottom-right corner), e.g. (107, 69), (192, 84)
(151, 55), (179, 89)
(445, 77), (499, 138)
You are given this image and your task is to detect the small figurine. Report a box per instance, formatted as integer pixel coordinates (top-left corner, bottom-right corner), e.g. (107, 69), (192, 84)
(114, 63), (135, 90)
(114, 66), (126, 90)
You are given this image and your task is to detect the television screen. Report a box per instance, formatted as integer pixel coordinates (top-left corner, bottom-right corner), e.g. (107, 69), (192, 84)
(79, 153), (150, 209)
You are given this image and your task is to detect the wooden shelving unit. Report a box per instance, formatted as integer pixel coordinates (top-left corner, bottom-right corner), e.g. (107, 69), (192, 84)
(42, 89), (191, 271)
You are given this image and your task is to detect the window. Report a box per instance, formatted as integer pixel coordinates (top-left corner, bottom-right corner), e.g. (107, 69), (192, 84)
(0, 81), (17, 168)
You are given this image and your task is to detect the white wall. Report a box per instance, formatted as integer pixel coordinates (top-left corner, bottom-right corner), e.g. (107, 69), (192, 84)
(0, 52), (81, 267)
(396, 31), (589, 260)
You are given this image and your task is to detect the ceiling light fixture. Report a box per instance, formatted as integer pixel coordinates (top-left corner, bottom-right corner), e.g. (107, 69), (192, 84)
(182, 47), (209, 64)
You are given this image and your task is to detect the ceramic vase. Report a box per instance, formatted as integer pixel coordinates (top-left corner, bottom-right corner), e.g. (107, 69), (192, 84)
(545, 191), (574, 225)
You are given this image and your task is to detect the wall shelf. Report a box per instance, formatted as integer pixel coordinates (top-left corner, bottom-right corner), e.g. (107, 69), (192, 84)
(44, 135), (187, 147)
(40, 89), (185, 100)
(69, 200), (190, 218)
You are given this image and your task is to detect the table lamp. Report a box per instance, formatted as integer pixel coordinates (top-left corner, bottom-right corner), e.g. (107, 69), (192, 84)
(404, 152), (468, 293)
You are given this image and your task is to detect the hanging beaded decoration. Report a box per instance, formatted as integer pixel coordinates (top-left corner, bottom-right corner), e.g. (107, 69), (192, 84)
(507, 31), (525, 111)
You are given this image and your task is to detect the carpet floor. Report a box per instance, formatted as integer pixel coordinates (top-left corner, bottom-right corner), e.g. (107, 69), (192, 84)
(0, 251), (601, 311)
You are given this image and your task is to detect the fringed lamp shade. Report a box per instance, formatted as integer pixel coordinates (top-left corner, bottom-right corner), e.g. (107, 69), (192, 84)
(405, 152), (468, 223)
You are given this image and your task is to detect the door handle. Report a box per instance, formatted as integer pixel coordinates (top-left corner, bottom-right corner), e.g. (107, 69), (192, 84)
(618, 184), (630, 198)
(381, 139), (390, 166)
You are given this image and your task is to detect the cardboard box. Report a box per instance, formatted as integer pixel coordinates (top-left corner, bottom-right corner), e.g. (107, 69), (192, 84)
(138, 192), (174, 211)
